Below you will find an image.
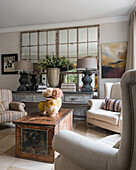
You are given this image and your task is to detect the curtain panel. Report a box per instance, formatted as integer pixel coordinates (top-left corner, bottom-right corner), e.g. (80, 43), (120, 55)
(125, 8), (136, 71)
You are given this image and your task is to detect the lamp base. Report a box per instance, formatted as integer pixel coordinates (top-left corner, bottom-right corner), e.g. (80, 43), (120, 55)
(81, 87), (92, 92)
(81, 70), (93, 92)
(17, 72), (28, 91)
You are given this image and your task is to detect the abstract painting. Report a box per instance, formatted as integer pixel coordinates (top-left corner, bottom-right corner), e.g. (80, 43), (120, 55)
(102, 42), (127, 78)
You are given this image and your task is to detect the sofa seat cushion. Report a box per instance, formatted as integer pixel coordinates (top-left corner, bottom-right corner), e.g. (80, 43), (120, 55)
(0, 110), (27, 123)
(87, 109), (120, 126)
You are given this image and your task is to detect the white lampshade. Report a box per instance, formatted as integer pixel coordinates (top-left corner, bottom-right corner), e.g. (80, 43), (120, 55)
(14, 60), (33, 72)
(77, 57), (97, 71)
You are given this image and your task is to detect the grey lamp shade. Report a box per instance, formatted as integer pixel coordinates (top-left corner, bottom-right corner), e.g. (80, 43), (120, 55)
(14, 60), (33, 72)
(77, 57), (97, 71)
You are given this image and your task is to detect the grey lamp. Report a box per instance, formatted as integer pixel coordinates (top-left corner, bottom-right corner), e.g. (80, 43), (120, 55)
(77, 57), (97, 92)
(14, 60), (33, 91)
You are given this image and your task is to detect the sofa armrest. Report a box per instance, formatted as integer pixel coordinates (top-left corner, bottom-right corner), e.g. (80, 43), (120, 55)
(88, 99), (105, 109)
(53, 130), (118, 170)
(9, 102), (25, 112)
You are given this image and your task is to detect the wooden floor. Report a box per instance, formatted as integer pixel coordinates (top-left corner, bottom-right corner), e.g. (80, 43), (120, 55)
(0, 120), (115, 170)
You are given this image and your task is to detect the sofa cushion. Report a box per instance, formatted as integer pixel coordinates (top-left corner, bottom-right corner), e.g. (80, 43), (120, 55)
(87, 109), (120, 126)
(0, 110), (27, 123)
(10, 102), (25, 112)
(0, 101), (9, 111)
(104, 98), (121, 112)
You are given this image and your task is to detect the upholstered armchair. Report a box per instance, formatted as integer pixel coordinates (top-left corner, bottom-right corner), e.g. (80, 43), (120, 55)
(0, 89), (27, 123)
(53, 70), (136, 170)
(86, 82), (122, 133)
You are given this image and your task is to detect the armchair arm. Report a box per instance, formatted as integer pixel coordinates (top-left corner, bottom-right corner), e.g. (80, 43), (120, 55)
(88, 99), (105, 109)
(53, 130), (118, 170)
(9, 102), (25, 112)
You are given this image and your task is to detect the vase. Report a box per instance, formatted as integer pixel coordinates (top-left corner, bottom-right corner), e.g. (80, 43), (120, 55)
(47, 68), (60, 88)
(45, 97), (62, 116)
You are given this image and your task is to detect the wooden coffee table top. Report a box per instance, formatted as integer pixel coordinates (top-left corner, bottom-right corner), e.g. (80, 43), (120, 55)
(13, 108), (73, 126)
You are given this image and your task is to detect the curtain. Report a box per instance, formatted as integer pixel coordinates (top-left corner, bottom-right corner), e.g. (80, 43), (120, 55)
(125, 8), (136, 71)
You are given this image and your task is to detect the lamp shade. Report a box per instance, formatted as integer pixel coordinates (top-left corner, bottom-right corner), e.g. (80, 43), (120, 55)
(14, 60), (33, 72)
(77, 57), (97, 71)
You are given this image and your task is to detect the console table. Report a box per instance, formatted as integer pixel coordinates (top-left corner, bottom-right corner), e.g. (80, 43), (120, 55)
(12, 91), (93, 120)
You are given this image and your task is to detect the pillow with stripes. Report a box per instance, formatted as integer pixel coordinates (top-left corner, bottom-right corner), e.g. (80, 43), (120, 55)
(104, 98), (121, 112)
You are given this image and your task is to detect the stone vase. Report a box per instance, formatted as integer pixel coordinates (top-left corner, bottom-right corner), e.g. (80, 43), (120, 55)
(47, 68), (60, 88)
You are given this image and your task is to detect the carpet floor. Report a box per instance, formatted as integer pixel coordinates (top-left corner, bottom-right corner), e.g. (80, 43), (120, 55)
(0, 120), (116, 170)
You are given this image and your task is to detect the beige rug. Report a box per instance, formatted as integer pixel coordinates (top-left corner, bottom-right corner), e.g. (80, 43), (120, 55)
(0, 121), (117, 170)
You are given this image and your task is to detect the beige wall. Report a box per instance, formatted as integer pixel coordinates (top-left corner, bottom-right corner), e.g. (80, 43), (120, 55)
(99, 21), (129, 98)
(0, 21), (129, 94)
(0, 32), (20, 90)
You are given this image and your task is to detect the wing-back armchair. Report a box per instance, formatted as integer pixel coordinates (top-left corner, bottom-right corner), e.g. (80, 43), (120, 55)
(86, 82), (122, 133)
(0, 89), (27, 123)
(53, 70), (136, 170)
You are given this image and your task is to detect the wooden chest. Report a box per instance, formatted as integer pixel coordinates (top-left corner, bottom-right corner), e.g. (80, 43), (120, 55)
(13, 108), (73, 163)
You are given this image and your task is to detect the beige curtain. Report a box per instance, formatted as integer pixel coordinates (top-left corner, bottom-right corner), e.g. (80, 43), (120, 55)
(125, 8), (136, 71)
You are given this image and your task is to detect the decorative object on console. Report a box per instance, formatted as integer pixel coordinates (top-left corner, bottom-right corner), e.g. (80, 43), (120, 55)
(38, 88), (63, 116)
(61, 83), (76, 92)
(77, 57), (97, 92)
(14, 60), (33, 91)
(102, 42), (127, 78)
(1, 53), (18, 74)
(38, 54), (74, 88)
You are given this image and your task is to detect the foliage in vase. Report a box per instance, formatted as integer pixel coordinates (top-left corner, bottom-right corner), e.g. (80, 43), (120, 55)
(38, 54), (74, 71)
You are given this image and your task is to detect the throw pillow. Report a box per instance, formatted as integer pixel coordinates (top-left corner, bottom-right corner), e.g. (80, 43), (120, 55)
(113, 140), (121, 149)
(10, 102), (25, 112)
(0, 101), (9, 111)
(104, 98), (121, 112)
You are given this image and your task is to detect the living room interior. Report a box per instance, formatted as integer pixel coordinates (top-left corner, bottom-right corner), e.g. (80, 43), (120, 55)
(0, 0), (136, 170)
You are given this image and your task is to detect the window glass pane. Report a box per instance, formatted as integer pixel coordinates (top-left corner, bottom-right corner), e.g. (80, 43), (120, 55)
(69, 29), (77, 43)
(22, 47), (29, 59)
(69, 58), (77, 68)
(60, 30), (67, 43)
(48, 45), (55, 55)
(31, 33), (37, 45)
(69, 44), (77, 58)
(59, 45), (67, 57)
(48, 31), (56, 44)
(79, 28), (87, 42)
(88, 43), (97, 56)
(79, 43), (87, 58)
(39, 32), (46, 45)
(88, 27), (97, 41)
(22, 33), (29, 46)
(30, 59), (38, 64)
(39, 46), (46, 59)
(31, 47), (37, 60)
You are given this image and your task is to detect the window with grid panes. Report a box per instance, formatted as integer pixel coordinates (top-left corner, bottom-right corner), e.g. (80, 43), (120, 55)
(20, 25), (99, 91)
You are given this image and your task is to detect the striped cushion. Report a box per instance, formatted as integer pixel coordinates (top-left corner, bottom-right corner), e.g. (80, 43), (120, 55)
(104, 98), (121, 112)
(0, 101), (9, 111)
(0, 110), (27, 123)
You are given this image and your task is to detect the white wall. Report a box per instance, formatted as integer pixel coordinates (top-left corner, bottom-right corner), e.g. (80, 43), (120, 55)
(0, 32), (20, 90)
(0, 21), (129, 94)
(99, 21), (129, 98)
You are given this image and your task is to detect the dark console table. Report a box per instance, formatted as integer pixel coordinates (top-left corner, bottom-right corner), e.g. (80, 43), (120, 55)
(12, 91), (94, 120)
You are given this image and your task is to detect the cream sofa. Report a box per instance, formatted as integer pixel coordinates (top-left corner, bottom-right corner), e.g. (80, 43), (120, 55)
(53, 69), (136, 170)
(0, 89), (27, 123)
(86, 82), (122, 133)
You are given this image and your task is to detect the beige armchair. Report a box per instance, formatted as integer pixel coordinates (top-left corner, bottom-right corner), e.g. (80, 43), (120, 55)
(86, 82), (122, 133)
(53, 70), (136, 170)
(0, 89), (27, 123)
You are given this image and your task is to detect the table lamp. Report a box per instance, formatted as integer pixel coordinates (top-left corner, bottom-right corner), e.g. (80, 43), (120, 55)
(77, 57), (97, 92)
(14, 60), (33, 91)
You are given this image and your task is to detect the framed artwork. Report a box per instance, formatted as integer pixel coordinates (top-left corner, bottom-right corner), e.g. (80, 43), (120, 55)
(1, 53), (18, 74)
(101, 42), (127, 78)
